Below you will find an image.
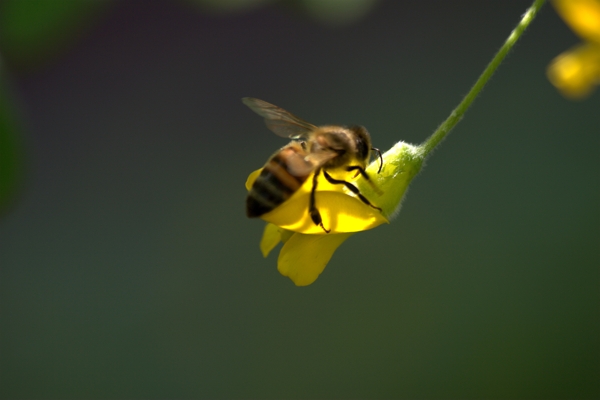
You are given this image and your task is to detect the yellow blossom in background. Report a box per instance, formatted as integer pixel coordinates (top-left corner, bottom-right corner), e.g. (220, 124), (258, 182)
(547, 0), (600, 99)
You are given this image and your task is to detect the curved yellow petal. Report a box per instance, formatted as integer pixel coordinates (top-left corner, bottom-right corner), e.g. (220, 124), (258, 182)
(245, 168), (262, 191)
(553, 0), (600, 44)
(259, 223), (282, 257)
(547, 43), (600, 98)
(246, 168), (388, 234)
(278, 232), (354, 286)
(261, 190), (388, 234)
(280, 228), (295, 243)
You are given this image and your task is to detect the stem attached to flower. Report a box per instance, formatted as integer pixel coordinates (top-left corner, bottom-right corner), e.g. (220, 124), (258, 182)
(419, 0), (547, 158)
(360, 0), (547, 219)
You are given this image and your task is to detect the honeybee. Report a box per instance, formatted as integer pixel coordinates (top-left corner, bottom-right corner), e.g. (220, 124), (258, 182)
(244, 97), (383, 233)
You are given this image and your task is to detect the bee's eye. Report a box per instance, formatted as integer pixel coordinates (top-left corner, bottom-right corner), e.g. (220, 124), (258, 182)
(355, 137), (369, 160)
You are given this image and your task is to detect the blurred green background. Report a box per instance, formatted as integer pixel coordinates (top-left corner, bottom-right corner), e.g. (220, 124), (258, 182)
(0, 0), (598, 398)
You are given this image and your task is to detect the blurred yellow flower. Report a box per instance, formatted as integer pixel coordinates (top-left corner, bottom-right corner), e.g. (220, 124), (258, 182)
(547, 0), (600, 99)
(246, 142), (422, 286)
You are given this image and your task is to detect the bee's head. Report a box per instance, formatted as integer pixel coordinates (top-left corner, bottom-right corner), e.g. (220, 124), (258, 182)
(348, 125), (372, 165)
(310, 126), (373, 170)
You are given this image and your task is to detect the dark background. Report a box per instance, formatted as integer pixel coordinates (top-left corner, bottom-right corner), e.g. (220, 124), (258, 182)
(1, 0), (598, 398)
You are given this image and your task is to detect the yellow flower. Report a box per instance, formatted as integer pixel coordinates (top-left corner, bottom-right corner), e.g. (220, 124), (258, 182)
(246, 142), (422, 286)
(258, 223), (354, 286)
(547, 0), (600, 99)
(245, 167), (388, 235)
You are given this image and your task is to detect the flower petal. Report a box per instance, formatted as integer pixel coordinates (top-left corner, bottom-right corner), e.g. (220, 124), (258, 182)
(547, 43), (600, 99)
(553, 0), (600, 44)
(278, 232), (354, 286)
(259, 223), (282, 257)
(246, 168), (388, 234)
(245, 168), (262, 191)
(261, 190), (388, 234)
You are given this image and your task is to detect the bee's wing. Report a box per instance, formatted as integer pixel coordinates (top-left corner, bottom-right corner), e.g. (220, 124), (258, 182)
(282, 148), (317, 177)
(242, 97), (317, 139)
(276, 145), (337, 177)
(304, 150), (338, 169)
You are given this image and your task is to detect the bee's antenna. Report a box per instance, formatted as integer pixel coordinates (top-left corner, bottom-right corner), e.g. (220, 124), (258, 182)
(372, 147), (383, 173)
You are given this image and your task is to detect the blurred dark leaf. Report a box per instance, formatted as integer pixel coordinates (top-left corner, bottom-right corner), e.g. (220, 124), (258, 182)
(301, 0), (379, 25)
(184, 0), (379, 25)
(0, 71), (24, 216)
(183, 0), (273, 14)
(0, 0), (111, 68)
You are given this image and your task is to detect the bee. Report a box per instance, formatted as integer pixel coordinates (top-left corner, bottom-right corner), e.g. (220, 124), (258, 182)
(243, 97), (383, 233)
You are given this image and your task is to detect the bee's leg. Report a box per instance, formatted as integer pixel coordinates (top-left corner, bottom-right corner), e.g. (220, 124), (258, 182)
(324, 170), (382, 212)
(371, 147), (383, 173)
(346, 165), (371, 180)
(345, 166), (383, 196)
(309, 168), (330, 233)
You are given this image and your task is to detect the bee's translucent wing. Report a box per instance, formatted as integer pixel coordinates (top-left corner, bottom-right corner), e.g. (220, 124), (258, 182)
(278, 145), (317, 177)
(304, 150), (338, 169)
(272, 144), (337, 177)
(242, 97), (317, 139)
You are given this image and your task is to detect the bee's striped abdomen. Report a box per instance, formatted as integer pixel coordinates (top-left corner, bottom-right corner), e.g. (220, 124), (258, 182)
(246, 152), (308, 218)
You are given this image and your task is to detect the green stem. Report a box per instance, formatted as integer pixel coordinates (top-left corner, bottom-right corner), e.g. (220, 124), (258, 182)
(419, 0), (546, 158)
